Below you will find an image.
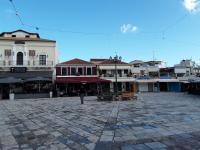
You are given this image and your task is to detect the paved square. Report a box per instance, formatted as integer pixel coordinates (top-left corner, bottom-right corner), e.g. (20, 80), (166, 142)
(1, 93), (200, 150)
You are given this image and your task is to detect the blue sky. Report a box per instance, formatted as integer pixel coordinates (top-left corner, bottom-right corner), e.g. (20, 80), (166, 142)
(0, 0), (200, 66)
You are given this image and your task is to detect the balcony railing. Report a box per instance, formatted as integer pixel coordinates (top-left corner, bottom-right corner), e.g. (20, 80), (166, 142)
(0, 60), (54, 67)
(100, 74), (130, 77)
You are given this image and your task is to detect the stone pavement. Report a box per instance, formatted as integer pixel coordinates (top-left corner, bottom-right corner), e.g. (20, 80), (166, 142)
(0, 93), (200, 150)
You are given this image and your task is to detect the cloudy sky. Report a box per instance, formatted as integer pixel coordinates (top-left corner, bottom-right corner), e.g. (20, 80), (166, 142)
(0, 0), (200, 66)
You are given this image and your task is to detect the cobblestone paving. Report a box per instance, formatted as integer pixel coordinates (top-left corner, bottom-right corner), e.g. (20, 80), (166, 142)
(0, 93), (200, 150)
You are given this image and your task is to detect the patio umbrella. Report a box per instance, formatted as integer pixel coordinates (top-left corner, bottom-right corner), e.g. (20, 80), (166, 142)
(0, 77), (23, 93)
(0, 77), (22, 84)
(24, 76), (52, 92)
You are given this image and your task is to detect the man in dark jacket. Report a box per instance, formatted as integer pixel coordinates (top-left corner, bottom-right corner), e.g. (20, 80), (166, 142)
(79, 85), (85, 104)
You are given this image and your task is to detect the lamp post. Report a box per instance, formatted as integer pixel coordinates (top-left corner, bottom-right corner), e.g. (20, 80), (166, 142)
(110, 55), (122, 100)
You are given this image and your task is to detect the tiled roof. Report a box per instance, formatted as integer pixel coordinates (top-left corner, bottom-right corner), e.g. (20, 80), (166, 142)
(90, 58), (108, 62)
(0, 29), (40, 38)
(90, 58), (109, 65)
(129, 60), (144, 64)
(0, 37), (56, 42)
(99, 59), (128, 65)
(60, 58), (94, 65)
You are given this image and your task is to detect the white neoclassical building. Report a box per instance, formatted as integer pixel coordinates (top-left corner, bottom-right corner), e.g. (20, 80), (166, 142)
(0, 29), (58, 99)
(0, 29), (57, 69)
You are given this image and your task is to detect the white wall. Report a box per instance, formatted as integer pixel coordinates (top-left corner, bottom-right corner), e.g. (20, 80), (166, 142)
(138, 83), (148, 92)
(0, 40), (56, 70)
(99, 65), (131, 70)
(175, 68), (186, 74)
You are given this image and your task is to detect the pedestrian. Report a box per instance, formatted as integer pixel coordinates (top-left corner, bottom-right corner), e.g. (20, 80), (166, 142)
(79, 85), (85, 104)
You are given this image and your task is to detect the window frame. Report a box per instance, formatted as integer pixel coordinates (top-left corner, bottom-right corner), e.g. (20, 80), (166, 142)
(61, 67), (67, 76)
(71, 67), (76, 75)
(78, 67), (83, 75)
(39, 55), (47, 65)
(87, 67), (92, 75)
(4, 49), (12, 57)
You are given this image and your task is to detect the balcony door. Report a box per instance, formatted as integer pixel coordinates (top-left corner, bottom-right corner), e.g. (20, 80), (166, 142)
(16, 52), (23, 65)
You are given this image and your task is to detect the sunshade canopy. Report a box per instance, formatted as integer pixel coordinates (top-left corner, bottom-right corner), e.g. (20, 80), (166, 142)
(56, 77), (110, 84)
(0, 77), (23, 84)
(24, 76), (52, 82)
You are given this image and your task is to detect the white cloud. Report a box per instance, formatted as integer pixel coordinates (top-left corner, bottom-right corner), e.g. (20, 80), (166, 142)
(120, 24), (138, 33)
(183, 0), (200, 13)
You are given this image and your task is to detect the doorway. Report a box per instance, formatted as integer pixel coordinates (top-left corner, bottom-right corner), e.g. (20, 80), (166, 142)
(17, 52), (23, 65)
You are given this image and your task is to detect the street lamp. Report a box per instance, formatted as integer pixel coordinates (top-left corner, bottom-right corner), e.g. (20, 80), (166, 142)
(109, 54), (122, 100)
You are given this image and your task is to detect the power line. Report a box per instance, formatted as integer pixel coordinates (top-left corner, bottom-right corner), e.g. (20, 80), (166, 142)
(8, 0), (199, 49)
(8, 0), (186, 36)
(8, 0), (118, 36)
(9, 0), (24, 26)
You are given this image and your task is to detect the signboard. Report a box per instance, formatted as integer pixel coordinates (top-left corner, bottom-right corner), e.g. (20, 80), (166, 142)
(15, 41), (25, 44)
(10, 67), (27, 73)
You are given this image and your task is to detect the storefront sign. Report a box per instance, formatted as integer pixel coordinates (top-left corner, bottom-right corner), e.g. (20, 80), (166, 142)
(15, 41), (25, 44)
(10, 67), (27, 73)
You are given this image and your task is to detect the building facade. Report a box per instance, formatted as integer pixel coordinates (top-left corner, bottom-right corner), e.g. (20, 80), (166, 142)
(130, 60), (166, 78)
(0, 30), (57, 99)
(174, 59), (196, 77)
(55, 58), (110, 96)
(92, 59), (136, 93)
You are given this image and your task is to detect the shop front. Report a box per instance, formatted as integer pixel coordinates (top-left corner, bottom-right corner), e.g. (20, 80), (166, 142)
(0, 71), (53, 99)
(55, 77), (110, 97)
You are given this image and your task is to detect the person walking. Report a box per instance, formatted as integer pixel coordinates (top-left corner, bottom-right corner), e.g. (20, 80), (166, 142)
(79, 85), (85, 104)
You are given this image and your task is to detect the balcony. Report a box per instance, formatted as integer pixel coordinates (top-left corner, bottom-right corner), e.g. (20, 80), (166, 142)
(0, 60), (54, 68)
(100, 73), (131, 78)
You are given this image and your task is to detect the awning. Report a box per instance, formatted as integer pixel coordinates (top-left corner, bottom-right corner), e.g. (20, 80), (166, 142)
(0, 71), (53, 79)
(56, 77), (110, 84)
(25, 76), (52, 82)
(0, 77), (23, 84)
(102, 77), (136, 83)
(136, 79), (180, 83)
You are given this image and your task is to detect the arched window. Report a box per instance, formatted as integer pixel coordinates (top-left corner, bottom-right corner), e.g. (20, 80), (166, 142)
(17, 52), (23, 65)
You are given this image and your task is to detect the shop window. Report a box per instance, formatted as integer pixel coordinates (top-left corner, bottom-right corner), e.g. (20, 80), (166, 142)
(118, 70), (122, 77)
(87, 67), (92, 75)
(92, 67), (97, 75)
(124, 69), (128, 74)
(56, 67), (61, 76)
(78, 68), (83, 75)
(71, 67), (76, 75)
(62, 67), (67, 76)
(39, 55), (46, 65)
(102, 70), (107, 74)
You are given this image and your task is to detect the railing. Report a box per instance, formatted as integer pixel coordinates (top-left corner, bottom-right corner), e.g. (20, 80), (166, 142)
(0, 60), (54, 67)
(100, 74), (131, 78)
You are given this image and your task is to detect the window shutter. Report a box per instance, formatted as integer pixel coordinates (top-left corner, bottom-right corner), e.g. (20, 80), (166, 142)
(92, 67), (97, 75)
(4, 50), (11, 56)
(56, 67), (61, 76)
(29, 50), (36, 56)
